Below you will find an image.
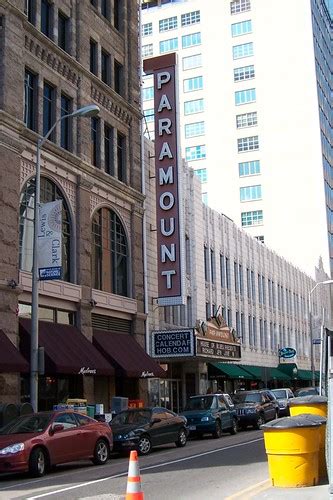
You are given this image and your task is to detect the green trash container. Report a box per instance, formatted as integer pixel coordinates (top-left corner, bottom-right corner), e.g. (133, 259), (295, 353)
(290, 395), (328, 417)
(262, 415), (321, 487)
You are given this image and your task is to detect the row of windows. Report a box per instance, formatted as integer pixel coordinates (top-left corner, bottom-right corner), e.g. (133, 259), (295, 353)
(194, 168), (207, 183)
(230, 0), (251, 15)
(237, 135), (259, 152)
(142, 10), (200, 36)
(142, 91), (205, 120)
(185, 145), (206, 161)
(157, 32), (202, 54)
(234, 64), (255, 82)
(89, 39), (124, 95)
(233, 42), (254, 60)
(231, 19), (252, 37)
(240, 185), (262, 201)
(236, 111), (257, 128)
(239, 160), (260, 176)
(90, 0), (122, 27)
(241, 210), (263, 227)
(185, 121), (205, 138)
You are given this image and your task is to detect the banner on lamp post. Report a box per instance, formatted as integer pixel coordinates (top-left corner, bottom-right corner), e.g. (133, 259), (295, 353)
(38, 200), (62, 280)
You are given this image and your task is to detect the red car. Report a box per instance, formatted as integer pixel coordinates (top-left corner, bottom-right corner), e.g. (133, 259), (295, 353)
(0, 410), (113, 477)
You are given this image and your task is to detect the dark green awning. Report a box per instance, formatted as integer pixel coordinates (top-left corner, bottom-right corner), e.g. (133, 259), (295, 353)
(269, 367), (291, 381)
(211, 363), (253, 379)
(297, 369), (313, 381)
(240, 365), (262, 379)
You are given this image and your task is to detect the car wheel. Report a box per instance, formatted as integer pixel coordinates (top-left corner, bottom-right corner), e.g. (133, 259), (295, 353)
(275, 410), (279, 419)
(254, 414), (265, 430)
(212, 420), (222, 439)
(92, 439), (109, 465)
(138, 435), (152, 455)
(175, 427), (187, 448)
(229, 418), (238, 435)
(29, 447), (47, 477)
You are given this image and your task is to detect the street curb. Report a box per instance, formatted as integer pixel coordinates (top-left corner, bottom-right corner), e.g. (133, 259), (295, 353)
(225, 479), (272, 499)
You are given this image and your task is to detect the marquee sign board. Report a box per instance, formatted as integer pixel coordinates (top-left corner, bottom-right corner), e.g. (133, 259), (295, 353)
(151, 330), (195, 358)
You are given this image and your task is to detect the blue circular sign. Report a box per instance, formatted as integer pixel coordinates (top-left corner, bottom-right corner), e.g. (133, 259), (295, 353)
(279, 347), (296, 359)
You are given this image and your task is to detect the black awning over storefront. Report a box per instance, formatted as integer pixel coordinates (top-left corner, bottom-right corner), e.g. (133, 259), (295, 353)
(19, 319), (114, 376)
(93, 329), (167, 378)
(0, 330), (29, 373)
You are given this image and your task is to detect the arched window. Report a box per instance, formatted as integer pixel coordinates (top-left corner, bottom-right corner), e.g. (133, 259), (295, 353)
(92, 207), (129, 296)
(19, 177), (72, 282)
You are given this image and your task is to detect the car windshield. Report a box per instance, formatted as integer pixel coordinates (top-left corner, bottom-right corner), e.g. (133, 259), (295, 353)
(111, 410), (151, 426)
(271, 390), (287, 399)
(232, 393), (261, 404)
(185, 397), (214, 411)
(0, 414), (52, 434)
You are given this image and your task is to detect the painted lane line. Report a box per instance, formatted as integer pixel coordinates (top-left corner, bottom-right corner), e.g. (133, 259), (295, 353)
(27, 437), (264, 499)
(225, 478), (271, 499)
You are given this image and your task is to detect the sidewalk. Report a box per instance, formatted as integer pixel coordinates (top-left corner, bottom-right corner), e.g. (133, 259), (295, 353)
(254, 480), (329, 499)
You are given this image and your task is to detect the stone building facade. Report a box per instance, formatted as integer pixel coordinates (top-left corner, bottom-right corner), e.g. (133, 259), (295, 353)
(0, 0), (165, 409)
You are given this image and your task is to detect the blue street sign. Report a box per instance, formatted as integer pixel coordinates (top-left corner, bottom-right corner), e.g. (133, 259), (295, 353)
(312, 338), (321, 345)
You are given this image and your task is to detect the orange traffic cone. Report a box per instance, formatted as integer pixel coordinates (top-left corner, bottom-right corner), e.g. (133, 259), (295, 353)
(125, 450), (144, 500)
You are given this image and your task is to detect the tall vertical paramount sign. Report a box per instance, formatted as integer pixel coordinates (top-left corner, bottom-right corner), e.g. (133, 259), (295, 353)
(143, 53), (185, 306)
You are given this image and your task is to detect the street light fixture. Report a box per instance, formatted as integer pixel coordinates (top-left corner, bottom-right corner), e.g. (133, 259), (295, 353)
(30, 104), (100, 412)
(309, 279), (333, 387)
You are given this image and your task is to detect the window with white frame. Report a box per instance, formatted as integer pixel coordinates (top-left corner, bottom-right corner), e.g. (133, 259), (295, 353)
(194, 168), (207, 183)
(184, 98), (204, 115)
(159, 16), (178, 32)
(184, 76), (203, 92)
(142, 44), (153, 57)
(160, 38), (178, 54)
(230, 0), (251, 15)
(142, 22), (152, 36)
(235, 88), (256, 105)
(241, 210), (263, 226)
(233, 42), (253, 59)
(185, 145), (206, 161)
(182, 53), (202, 70)
(182, 32), (201, 49)
(231, 19), (252, 37)
(239, 159), (260, 176)
(234, 65), (255, 82)
(237, 135), (259, 152)
(181, 10), (200, 26)
(185, 121), (205, 138)
(240, 184), (262, 201)
(142, 87), (154, 101)
(143, 108), (154, 122)
(236, 111), (257, 128)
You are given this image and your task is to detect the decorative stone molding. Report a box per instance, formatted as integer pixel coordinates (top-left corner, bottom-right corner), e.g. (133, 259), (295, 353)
(20, 159), (35, 187)
(91, 85), (132, 125)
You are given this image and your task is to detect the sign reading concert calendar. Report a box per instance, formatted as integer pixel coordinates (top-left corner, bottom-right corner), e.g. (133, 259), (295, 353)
(38, 200), (62, 280)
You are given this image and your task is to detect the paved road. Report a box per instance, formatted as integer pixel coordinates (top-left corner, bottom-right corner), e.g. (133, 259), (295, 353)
(0, 430), (268, 499)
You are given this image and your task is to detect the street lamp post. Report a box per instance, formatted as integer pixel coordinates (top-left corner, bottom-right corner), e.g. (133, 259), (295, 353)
(308, 279), (333, 388)
(30, 104), (100, 412)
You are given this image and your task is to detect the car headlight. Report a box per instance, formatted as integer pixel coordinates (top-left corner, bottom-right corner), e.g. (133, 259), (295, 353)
(0, 443), (25, 455)
(124, 431), (136, 439)
(201, 416), (210, 422)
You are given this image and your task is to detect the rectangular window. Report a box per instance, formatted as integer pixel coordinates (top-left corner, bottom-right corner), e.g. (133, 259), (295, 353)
(114, 60), (124, 95)
(25, 0), (36, 24)
(236, 111), (257, 128)
(194, 168), (207, 183)
(231, 19), (252, 36)
(234, 261), (239, 293)
(239, 264), (243, 294)
(184, 98), (204, 115)
(91, 117), (100, 167)
(234, 65), (255, 82)
(142, 44), (153, 57)
(182, 54), (202, 71)
(101, 49), (111, 85)
(104, 124), (114, 175)
(239, 160), (260, 176)
(240, 185), (262, 201)
(113, 0), (122, 31)
(181, 10), (200, 26)
(101, 0), (110, 20)
(184, 76), (203, 92)
(142, 86), (154, 101)
(143, 108), (154, 123)
(246, 268), (251, 299)
(185, 121), (205, 138)
(241, 210), (263, 226)
(117, 132), (126, 182)
(237, 135), (259, 152)
(226, 257), (230, 289)
(233, 42), (253, 59)
(204, 246), (209, 281)
(235, 88), (256, 105)
(24, 69), (37, 131)
(60, 94), (72, 151)
(43, 82), (56, 140)
(211, 249), (215, 282)
(41, 0), (52, 38)
(160, 38), (178, 54)
(182, 32), (201, 49)
(220, 254), (225, 288)
(58, 11), (69, 52)
(185, 145), (206, 161)
(90, 39), (98, 75)
(142, 22), (153, 37)
(230, 0), (251, 15)
(159, 16), (177, 32)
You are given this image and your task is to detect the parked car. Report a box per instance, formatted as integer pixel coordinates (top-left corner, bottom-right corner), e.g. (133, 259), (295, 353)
(0, 411), (113, 477)
(180, 393), (238, 439)
(232, 390), (278, 429)
(271, 388), (295, 416)
(110, 407), (188, 456)
(294, 387), (319, 397)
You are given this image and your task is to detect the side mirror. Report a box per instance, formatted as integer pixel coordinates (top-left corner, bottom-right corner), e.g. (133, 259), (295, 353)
(50, 423), (64, 435)
(151, 417), (161, 425)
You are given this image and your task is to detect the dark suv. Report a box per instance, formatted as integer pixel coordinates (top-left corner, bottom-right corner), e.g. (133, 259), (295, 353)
(181, 393), (238, 438)
(232, 390), (278, 429)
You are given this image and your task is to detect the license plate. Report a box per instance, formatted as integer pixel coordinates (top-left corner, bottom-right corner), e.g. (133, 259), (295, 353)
(188, 425), (196, 431)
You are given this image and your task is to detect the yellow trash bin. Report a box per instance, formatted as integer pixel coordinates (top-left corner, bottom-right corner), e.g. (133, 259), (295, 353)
(290, 395), (327, 417)
(297, 413), (327, 480)
(262, 415), (320, 487)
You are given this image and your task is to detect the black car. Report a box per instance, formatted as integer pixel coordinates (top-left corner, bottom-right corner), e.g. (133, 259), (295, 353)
(232, 390), (278, 429)
(181, 393), (238, 438)
(110, 407), (188, 455)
